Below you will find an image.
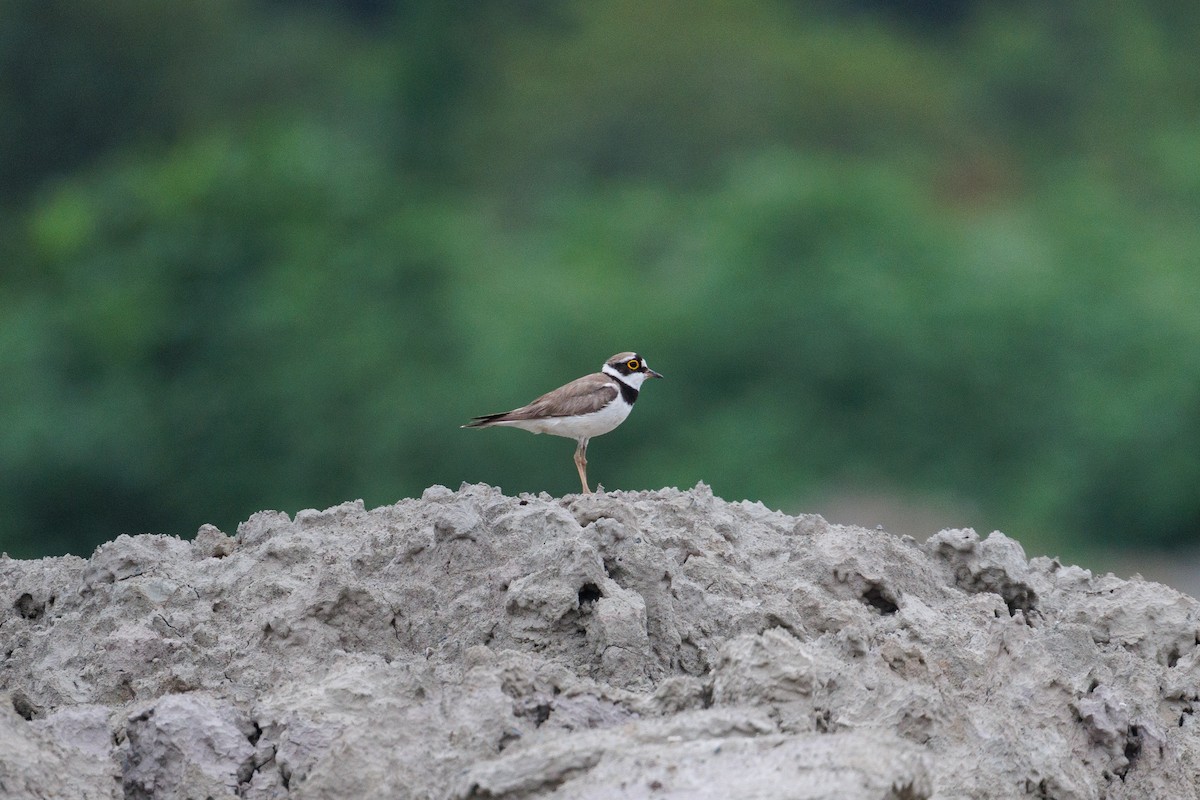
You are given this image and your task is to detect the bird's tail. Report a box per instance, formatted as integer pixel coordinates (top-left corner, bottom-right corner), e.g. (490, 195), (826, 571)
(461, 413), (509, 429)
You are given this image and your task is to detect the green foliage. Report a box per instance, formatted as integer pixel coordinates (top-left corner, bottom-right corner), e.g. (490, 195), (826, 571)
(1, 0), (1198, 559)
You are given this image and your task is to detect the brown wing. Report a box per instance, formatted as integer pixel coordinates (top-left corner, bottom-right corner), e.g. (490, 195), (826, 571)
(471, 373), (618, 425)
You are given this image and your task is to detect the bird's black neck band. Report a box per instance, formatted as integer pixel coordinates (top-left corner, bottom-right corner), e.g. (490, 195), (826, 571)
(614, 377), (639, 405)
(603, 364), (640, 404)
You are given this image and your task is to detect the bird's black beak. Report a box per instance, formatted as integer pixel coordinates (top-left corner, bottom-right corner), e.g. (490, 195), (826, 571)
(645, 368), (664, 379)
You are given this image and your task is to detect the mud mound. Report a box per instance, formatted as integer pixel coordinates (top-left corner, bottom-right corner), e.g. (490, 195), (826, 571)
(2, 484), (1199, 799)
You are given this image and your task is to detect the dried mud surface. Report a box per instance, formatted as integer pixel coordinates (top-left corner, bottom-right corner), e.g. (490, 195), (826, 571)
(3, 484), (1200, 799)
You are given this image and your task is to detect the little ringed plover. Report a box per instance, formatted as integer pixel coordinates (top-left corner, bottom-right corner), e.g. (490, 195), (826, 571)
(462, 352), (663, 494)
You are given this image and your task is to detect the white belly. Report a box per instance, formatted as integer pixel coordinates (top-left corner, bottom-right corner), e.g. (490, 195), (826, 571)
(499, 400), (633, 440)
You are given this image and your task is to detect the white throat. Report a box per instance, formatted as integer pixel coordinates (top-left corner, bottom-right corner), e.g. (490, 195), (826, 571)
(603, 363), (648, 390)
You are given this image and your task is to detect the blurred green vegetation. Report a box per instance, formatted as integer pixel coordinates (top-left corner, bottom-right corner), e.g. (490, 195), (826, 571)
(2, 0), (1198, 563)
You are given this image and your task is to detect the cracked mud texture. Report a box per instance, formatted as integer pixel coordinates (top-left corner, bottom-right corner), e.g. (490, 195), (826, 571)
(2, 483), (1200, 799)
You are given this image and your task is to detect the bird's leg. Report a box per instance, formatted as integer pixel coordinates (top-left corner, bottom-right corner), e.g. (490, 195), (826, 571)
(573, 438), (591, 494)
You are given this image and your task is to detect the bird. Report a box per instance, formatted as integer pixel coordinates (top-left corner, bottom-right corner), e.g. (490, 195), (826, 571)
(462, 352), (664, 494)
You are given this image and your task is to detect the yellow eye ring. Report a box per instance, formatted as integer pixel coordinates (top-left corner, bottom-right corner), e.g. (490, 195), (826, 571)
(627, 360), (640, 371)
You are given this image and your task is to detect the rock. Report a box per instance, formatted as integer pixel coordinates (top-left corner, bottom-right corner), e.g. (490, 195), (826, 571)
(122, 693), (256, 800)
(0, 698), (120, 799)
(31, 704), (115, 759)
(1, 483), (1198, 798)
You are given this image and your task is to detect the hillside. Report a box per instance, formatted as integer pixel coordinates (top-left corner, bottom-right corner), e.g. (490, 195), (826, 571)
(2, 484), (1199, 798)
